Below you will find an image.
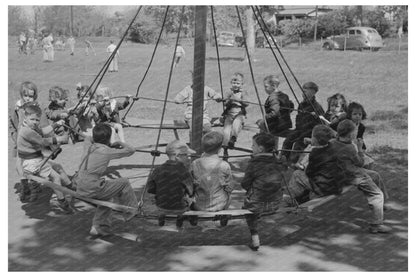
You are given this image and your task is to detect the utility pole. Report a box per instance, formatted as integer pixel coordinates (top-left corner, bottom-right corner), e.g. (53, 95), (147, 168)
(70, 6), (74, 36)
(191, 6), (207, 154)
(314, 5), (318, 42)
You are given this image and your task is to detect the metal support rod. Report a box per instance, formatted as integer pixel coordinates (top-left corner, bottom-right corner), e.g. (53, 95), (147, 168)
(191, 6), (207, 154)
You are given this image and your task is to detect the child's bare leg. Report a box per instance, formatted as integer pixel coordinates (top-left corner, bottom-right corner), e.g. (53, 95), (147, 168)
(49, 169), (65, 200)
(50, 161), (72, 187)
(114, 123), (125, 143)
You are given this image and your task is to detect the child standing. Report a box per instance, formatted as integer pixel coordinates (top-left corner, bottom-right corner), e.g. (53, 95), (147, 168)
(95, 86), (131, 143)
(17, 104), (72, 210)
(241, 133), (286, 251)
(256, 75), (294, 135)
(147, 140), (195, 227)
(191, 131), (233, 211)
(222, 73), (249, 148)
(106, 40), (119, 72)
(323, 93), (348, 131)
(74, 123), (139, 236)
(282, 81), (324, 162)
(174, 43), (185, 68)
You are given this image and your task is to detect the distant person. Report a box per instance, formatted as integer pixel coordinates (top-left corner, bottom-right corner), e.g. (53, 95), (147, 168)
(174, 43), (185, 68)
(85, 39), (96, 56)
(106, 40), (119, 72)
(67, 35), (75, 55)
(42, 32), (54, 62)
(18, 32), (27, 54)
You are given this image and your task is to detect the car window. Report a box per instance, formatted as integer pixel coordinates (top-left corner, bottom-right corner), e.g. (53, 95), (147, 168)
(356, 30), (362, 34)
(349, 30), (355, 35)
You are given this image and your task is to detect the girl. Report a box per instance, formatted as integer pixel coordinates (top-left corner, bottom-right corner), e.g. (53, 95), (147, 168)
(45, 86), (72, 137)
(324, 93), (348, 130)
(256, 75), (294, 135)
(95, 86), (131, 143)
(69, 84), (98, 138)
(347, 101), (374, 169)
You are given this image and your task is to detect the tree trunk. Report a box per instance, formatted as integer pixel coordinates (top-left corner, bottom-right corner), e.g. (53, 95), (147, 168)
(244, 7), (255, 62)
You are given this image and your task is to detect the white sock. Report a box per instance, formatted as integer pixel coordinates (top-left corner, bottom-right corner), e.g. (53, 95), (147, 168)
(251, 234), (260, 247)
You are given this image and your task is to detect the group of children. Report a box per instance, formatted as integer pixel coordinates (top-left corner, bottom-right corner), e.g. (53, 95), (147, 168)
(10, 73), (391, 250)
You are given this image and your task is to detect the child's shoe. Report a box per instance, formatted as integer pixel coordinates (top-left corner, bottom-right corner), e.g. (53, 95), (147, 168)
(368, 224), (392, 234)
(89, 225), (113, 236)
(249, 234), (260, 251)
(56, 198), (74, 214)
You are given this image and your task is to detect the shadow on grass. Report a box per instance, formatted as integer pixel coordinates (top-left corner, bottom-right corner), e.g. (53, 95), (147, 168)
(9, 147), (408, 271)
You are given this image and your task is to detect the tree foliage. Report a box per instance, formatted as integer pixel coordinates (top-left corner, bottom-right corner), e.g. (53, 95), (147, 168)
(279, 18), (315, 41)
(8, 6), (30, 36)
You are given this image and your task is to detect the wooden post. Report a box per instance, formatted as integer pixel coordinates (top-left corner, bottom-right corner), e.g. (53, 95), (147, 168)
(70, 6), (74, 36)
(191, 6), (207, 154)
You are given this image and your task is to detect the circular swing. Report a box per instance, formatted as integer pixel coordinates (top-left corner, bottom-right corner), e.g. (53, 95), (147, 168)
(61, 5), (329, 228)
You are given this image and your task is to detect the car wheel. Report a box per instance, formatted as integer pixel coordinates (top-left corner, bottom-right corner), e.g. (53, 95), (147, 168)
(371, 47), (380, 52)
(322, 43), (332, 50)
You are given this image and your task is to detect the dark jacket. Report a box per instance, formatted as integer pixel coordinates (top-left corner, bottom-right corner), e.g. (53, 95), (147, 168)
(356, 122), (367, 150)
(305, 143), (345, 196)
(295, 97), (324, 132)
(96, 99), (129, 124)
(147, 160), (194, 210)
(329, 138), (365, 179)
(264, 91), (294, 133)
(240, 154), (284, 202)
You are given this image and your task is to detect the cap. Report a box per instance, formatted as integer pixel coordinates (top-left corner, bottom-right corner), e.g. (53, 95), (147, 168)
(302, 81), (319, 92)
(166, 140), (196, 155)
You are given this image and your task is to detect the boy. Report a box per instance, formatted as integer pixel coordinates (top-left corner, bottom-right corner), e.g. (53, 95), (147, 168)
(286, 125), (344, 204)
(222, 73), (249, 148)
(146, 140), (195, 227)
(282, 81), (324, 162)
(74, 123), (139, 236)
(191, 131), (233, 211)
(174, 43), (185, 68)
(241, 133), (286, 251)
(331, 119), (390, 233)
(16, 104), (72, 209)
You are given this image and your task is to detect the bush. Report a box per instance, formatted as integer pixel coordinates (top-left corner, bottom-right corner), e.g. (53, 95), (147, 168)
(128, 20), (159, 44)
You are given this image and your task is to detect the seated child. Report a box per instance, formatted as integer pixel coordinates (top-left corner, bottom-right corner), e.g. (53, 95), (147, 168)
(282, 81), (324, 163)
(241, 133), (286, 251)
(222, 72), (249, 148)
(256, 75), (294, 135)
(95, 86), (131, 143)
(174, 70), (222, 141)
(146, 140), (195, 227)
(286, 125), (344, 204)
(329, 120), (390, 233)
(45, 86), (78, 140)
(191, 131), (233, 211)
(73, 123), (139, 236)
(323, 93), (348, 131)
(346, 101), (374, 168)
(16, 104), (72, 210)
(69, 84), (98, 138)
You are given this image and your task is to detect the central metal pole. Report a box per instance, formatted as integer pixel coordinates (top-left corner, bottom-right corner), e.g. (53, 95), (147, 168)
(191, 6), (207, 154)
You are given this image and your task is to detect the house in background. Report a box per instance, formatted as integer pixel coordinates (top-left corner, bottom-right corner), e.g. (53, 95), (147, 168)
(275, 6), (333, 23)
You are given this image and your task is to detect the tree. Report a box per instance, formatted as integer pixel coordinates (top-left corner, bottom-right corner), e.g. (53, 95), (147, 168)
(8, 6), (30, 36)
(317, 10), (349, 38)
(279, 18), (315, 45)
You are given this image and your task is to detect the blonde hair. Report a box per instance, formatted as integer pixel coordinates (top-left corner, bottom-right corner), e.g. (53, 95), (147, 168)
(264, 75), (280, 87)
(20, 81), (38, 100)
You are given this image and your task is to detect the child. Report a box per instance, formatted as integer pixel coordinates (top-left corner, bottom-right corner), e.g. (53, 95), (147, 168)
(344, 102), (374, 169)
(286, 125), (344, 204)
(323, 93), (348, 131)
(10, 81), (50, 201)
(73, 123), (139, 236)
(256, 75), (294, 135)
(282, 81), (324, 162)
(191, 131), (233, 211)
(174, 43), (185, 67)
(174, 71), (222, 140)
(241, 133), (286, 251)
(222, 73), (249, 148)
(106, 40), (119, 72)
(70, 84), (99, 138)
(85, 39), (96, 56)
(45, 86), (76, 138)
(16, 104), (73, 210)
(95, 86), (131, 143)
(146, 140), (195, 227)
(331, 120), (390, 233)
